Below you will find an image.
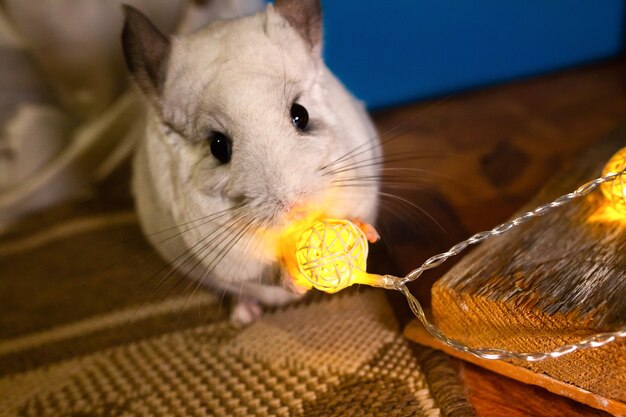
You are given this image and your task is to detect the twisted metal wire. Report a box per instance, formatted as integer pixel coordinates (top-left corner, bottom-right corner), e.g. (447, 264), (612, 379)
(384, 168), (626, 361)
(397, 284), (626, 361)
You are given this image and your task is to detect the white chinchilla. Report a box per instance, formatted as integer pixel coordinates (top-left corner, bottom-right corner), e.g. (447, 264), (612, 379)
(122, 0), (380, 324)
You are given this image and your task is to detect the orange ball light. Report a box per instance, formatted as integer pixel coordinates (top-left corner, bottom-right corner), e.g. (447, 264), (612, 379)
(294, 219), (369, 293)
(601, 147), (626, 214)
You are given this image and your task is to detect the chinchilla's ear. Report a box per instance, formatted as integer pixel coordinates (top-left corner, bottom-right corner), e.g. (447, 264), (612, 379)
(273, 0), (322, 50)
(121, 5), (170, 97)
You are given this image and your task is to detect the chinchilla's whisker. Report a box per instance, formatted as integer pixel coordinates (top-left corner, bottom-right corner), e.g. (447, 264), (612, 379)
(217, 279), (230, 313)
(380, 167), (452, 173)
(149, 213), (250, 297)
(331, 180), (441, 189)
(329, 166), (466, 192)
(323, 154), (438, 177)
(179, 223), (250, 317)
(198, 214), (261, 302)
(146, 202), (247, 238)
(374, 205), (395, 253)
(331, 182), (431, 191)
(122, 207), (249, 316)
(176, 216), (256, 324)
(330, 186), (446, 235)
(123, 212), (250, 326)
(320, 96), (450, 172)
(95, 204), (248, 282)
(149, 204), (247, 249)
(231, 218), (270, 308)
(190, 214), (255, 288)
(323, 151), (460, 177)
(331, 172), (443, 183)
(330, 172), (443, 188)
(331, 180), (435, 189)
(331, 165), (452, 178)
(329, 184), (374, 190)
(378, 196), (434, 237)
(278, 38), (288, 107)
(286, 57), (305, 107)
(144, 213), (244, 286)
(164, 213), (251, 293)
(320, 135), (379, 172)
(158, 226), (249, 317)
(179, 217), (257, 319)
(378, 191), (446, 234)
(180, 47), (215, 121)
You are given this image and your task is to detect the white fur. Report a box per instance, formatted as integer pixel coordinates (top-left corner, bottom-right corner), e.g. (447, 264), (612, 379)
(133, 6), (380, 309)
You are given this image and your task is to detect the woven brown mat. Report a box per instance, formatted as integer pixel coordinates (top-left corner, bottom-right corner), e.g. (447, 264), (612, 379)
(0, 184), (474, 417)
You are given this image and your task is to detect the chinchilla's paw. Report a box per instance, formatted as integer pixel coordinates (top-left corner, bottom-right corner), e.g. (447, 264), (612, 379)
(351, 218), (380, 243)
(230, 298), (262, 327)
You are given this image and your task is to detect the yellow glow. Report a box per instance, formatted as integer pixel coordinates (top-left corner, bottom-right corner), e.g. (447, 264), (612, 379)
(281, 218), (380, 293)
(588, 203), (626, 223)
(601, 147), (626, 215)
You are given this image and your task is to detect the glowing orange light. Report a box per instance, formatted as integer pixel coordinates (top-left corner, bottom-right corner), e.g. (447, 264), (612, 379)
(601, 147), (626, 214)
(295, 219), (367, 293)
(281, 218), (383, 293)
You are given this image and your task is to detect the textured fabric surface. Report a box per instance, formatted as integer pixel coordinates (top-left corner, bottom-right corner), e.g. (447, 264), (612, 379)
(0, 192), (474, 416)
(0, 291), (439, 417)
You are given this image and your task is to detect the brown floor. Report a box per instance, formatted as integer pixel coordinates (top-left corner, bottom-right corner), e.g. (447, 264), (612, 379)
(370, 58), (626, 416)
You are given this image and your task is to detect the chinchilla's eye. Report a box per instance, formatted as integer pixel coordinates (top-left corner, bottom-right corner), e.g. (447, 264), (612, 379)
(209, 132), (232, 164)
(290, 102), (309, 131)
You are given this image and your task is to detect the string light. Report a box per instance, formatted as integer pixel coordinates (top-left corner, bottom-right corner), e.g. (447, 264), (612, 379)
(285, 219), (384, 293)
(600, 147), (626, 214)
(285, 151), (626, 362)
(294, 219), (367, 293)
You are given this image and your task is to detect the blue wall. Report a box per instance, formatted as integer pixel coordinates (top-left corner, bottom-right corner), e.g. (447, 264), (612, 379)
(317, 1), (625, 109)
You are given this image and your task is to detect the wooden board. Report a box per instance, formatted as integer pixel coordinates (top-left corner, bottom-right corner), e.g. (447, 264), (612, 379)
(404, 124), (626, 414)
(405, 323), (624, 416)
(460, 361), (612, 417)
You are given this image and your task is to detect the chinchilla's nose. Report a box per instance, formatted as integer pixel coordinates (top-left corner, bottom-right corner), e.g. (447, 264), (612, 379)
(282, 200), (308, 221)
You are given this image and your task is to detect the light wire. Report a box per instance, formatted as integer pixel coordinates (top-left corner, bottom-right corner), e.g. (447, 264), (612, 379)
(378, 169), (626, 361)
